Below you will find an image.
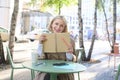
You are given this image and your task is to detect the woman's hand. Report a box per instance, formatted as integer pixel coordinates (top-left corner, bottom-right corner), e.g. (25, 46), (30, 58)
(67, 46), (74, 53)
(66, 46), (76, 62)
(39, 34), (46, 43)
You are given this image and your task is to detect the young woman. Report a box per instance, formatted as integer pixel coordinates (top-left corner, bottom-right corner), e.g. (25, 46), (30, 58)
(34, 15), (76, 80)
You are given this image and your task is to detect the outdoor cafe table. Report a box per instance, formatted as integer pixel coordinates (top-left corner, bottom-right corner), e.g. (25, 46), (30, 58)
(22, 60), (87, 80)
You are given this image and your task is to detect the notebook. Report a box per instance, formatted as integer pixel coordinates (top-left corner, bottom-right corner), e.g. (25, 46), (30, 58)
(43, 33), (71, 53)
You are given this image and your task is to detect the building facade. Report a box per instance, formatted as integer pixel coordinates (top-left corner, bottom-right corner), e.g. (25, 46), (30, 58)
(21, 10), (52, 34)
(0, 0), (10, 29)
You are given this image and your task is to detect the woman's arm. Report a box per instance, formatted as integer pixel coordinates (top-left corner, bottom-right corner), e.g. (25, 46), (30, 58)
(37, 34), (47, 59)
(37, 43), (46, 59)
(37, 34), (47, 55)
(66, 53), (76, 62)
(37, 43), (43, 56)
(66, 37), (76, 62)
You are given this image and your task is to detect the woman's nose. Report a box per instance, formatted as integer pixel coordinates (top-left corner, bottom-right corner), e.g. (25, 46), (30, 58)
(57, 25), (61, 29)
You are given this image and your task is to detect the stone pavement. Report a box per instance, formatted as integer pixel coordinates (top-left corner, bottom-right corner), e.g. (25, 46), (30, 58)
(0, 40), (120, 80)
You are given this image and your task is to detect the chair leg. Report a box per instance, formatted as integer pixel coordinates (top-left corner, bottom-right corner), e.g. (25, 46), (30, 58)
(11, 69), (14, 80)
(31, 70), (35, 80)
(114, 56), (116, 69)
(115, 64), (120, 80)
(78, 72), (80, 80)
(108, 55), (111, 67)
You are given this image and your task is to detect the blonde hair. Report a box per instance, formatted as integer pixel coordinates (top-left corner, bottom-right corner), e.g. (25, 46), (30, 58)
(47, 16), (68, 32)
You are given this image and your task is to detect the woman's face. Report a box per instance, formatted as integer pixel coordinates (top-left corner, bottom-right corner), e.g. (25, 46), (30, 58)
(51, 19), (66, 33)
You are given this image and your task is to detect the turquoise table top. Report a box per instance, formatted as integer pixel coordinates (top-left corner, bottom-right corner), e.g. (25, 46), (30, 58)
(22, 60), (86, 74)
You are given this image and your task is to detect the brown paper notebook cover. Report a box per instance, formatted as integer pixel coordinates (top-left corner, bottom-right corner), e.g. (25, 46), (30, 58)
(43, 33), (71, 53)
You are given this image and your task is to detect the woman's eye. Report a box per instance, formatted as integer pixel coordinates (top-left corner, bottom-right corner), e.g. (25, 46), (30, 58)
(60, 25), (64, 28)
(55, 23), (59, 25)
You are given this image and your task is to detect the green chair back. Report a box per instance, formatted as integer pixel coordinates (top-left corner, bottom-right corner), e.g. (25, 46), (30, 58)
(115, 64), (120, 80)
(6, 47), (14, 68)
(75, 48), (83, 63)
(6, 47), (25, 80)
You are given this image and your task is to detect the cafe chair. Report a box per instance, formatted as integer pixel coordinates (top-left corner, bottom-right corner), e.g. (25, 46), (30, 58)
(115, 64), (120, 80)
(108, 43), (120, 69)
(75, 48), (83, 80)
(6, 47), (25, 80)
(75, 48), (83, 63)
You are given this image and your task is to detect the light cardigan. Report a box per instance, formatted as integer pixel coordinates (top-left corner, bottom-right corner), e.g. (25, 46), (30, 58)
(37, 43), (74, 61)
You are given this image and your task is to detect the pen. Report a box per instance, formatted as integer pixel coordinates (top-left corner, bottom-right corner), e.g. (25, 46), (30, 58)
(35, 62), (44, 66)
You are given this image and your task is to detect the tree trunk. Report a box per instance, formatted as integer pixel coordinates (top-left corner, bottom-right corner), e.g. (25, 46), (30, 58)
(112, 0), (117, 52)
(58, 2), (61, 15)
(87, 0), (98, 61)
(101, 0), (112, 49)
(78, 0), (98, 61)
(78, 0), (86, 61)
(8, 0), (19, 59)
(0, 34), (6, 64)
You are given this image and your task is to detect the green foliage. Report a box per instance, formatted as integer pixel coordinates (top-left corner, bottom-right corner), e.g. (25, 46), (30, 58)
(31, 25), (35, 31)
(97, 0), (120, 12)
(97, 0), (105, 11)
(27, 0), (38, 7)
(26, 0), (77, 14)
(43, 0), (77, 7)
(40, 0), (77, 14)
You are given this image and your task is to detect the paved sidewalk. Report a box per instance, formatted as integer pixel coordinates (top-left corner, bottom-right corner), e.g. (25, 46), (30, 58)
(0, 56), (119, 80)
(0, 40), (120, 80)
